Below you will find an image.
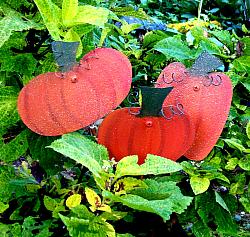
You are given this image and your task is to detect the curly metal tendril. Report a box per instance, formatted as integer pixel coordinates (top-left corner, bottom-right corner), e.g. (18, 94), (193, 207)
(160, 102), (184, 120)
(203, 74), (222, 87)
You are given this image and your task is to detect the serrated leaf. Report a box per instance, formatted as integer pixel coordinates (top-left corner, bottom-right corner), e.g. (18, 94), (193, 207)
(48, 133), (109, 188)
(0, 86), (20, 132)
(215, 191), (231, 213)
(192, 220), (212, 237)
(114, 177), (148, 195)
(66, 194), (82, 208)
(0, 15), (42, 48)
(0, 130), (29, 163)
(62, 0), (78, 26)
(190, 176), (210, 195)
(154, 36), (195, 61)
(33, 0), (62, 40)
(233, 56), (250, 73)
(0, 201), (9, 213)
(59, 214), (115, 237)
(68, 5), (110, 28)
(114, 154), (182, 181)
(111, 6), (149, 20)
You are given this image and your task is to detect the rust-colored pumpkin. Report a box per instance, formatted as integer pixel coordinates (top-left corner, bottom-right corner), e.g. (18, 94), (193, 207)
(156, 61), (233, 161)
(18, 48), (132, 136)
(98, 87), (195, 164)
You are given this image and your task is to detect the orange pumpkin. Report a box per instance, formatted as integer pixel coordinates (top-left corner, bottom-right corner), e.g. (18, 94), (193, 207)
(18, 48), (132, 136)
(156, 60), (232, 161)
(98, 87), (195, 164)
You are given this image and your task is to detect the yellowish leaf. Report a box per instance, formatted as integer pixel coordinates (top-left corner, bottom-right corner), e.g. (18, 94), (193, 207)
(66, 194), (81, 208)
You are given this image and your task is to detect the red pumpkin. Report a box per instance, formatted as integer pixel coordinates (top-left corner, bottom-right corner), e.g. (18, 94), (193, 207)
(18, 48), (132, 136)
(98, 87), (195, 164)
(156, 62), (233, 161)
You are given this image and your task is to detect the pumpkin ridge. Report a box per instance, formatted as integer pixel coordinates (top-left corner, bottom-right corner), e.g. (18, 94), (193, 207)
(58, 75), (86, 129)
(44, 76), (68, 133)
(19, 88), (43, 135)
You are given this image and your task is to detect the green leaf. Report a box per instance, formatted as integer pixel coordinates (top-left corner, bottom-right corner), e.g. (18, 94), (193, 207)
(190, 176), (210, 195)
(224, 138), (247, 152)
(154, 36), (195, 61)
(215, 191), (231, 213)
(59, 214), (115, 237)
(68, 5), (110, 28)
(29, 134), (64, 175)
(114, 177), (148, 195)
(239, 196), (250, 212)
(66, 194), (82, 208)
(238, 155), (250, 171)
(225, 158), (239, 170)
(0, 14), (42, 48)
(247, 120), (250, 139)
(114, 154), (182, 181)
(143, 31), (168, 48)
(121, 23), (142, 34)
(0, 86), (20, 132)
(192, 220), (212, 237)
(0, 130), (29, 163)
(111, 6), (149, 20)
(33, 0), (62, 40)
(0, 201), (9, 213)
(233, 56), (250, 73)
(210, 30), (233, 50)
(44, 195), (58, 211)
(198, 40), (221, 55)
(48, 133), (109, 188)
(62, 0), (78, 26)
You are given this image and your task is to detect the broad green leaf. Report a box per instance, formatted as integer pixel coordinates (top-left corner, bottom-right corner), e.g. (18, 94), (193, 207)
(230, 174), (246, 195)
(100, 211), (128, 221)
(192, 221), (212, 237)
(29, 134), (64, 175)
(59, 214), (115, 237)
(48, 133), (109, 188)
(239, 197), (250, 212)
(224, 138), (247, 152)
(215, 191), (230, 213)
(114, 154), (182, 181)
(0, 86), (20, 132)
(103, 187), (192, 222)
(154, 36), (195, 61)
(66, 194), (82, 208)
(210, 30), (233, 50)
(0, 15), (42, 48)
(238, 155), (250, 171)
(0, 130), (29, 163)
(33, 0), (62, 40)
(62, 0), (78, 25)
(121, 23), (142, 34)
(68, 5), (110, 27)
(0, 201), (9, 214)
(111, 6), (149, 20)
(143, 31), (168, 48)
(114, 177), (148, 195)
(132, 179), (193, 213)
(44, 195), (58, 211)
(190, 176), (210, 195)
(198, 40), (221, 55)
(233, 56), (250, 73)
(225, 158), (239, 170)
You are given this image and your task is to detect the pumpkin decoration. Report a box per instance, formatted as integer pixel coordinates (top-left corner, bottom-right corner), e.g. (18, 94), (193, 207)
(155, 52), (233, 161)
(18, 46), (132, 136)
(98, 87), (195, 164)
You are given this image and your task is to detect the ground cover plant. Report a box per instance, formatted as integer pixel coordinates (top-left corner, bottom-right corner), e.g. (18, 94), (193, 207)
(0, 0), (249, 236)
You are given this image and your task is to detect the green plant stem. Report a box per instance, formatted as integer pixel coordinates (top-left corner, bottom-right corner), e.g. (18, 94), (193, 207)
(198, 0), (204, 21)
